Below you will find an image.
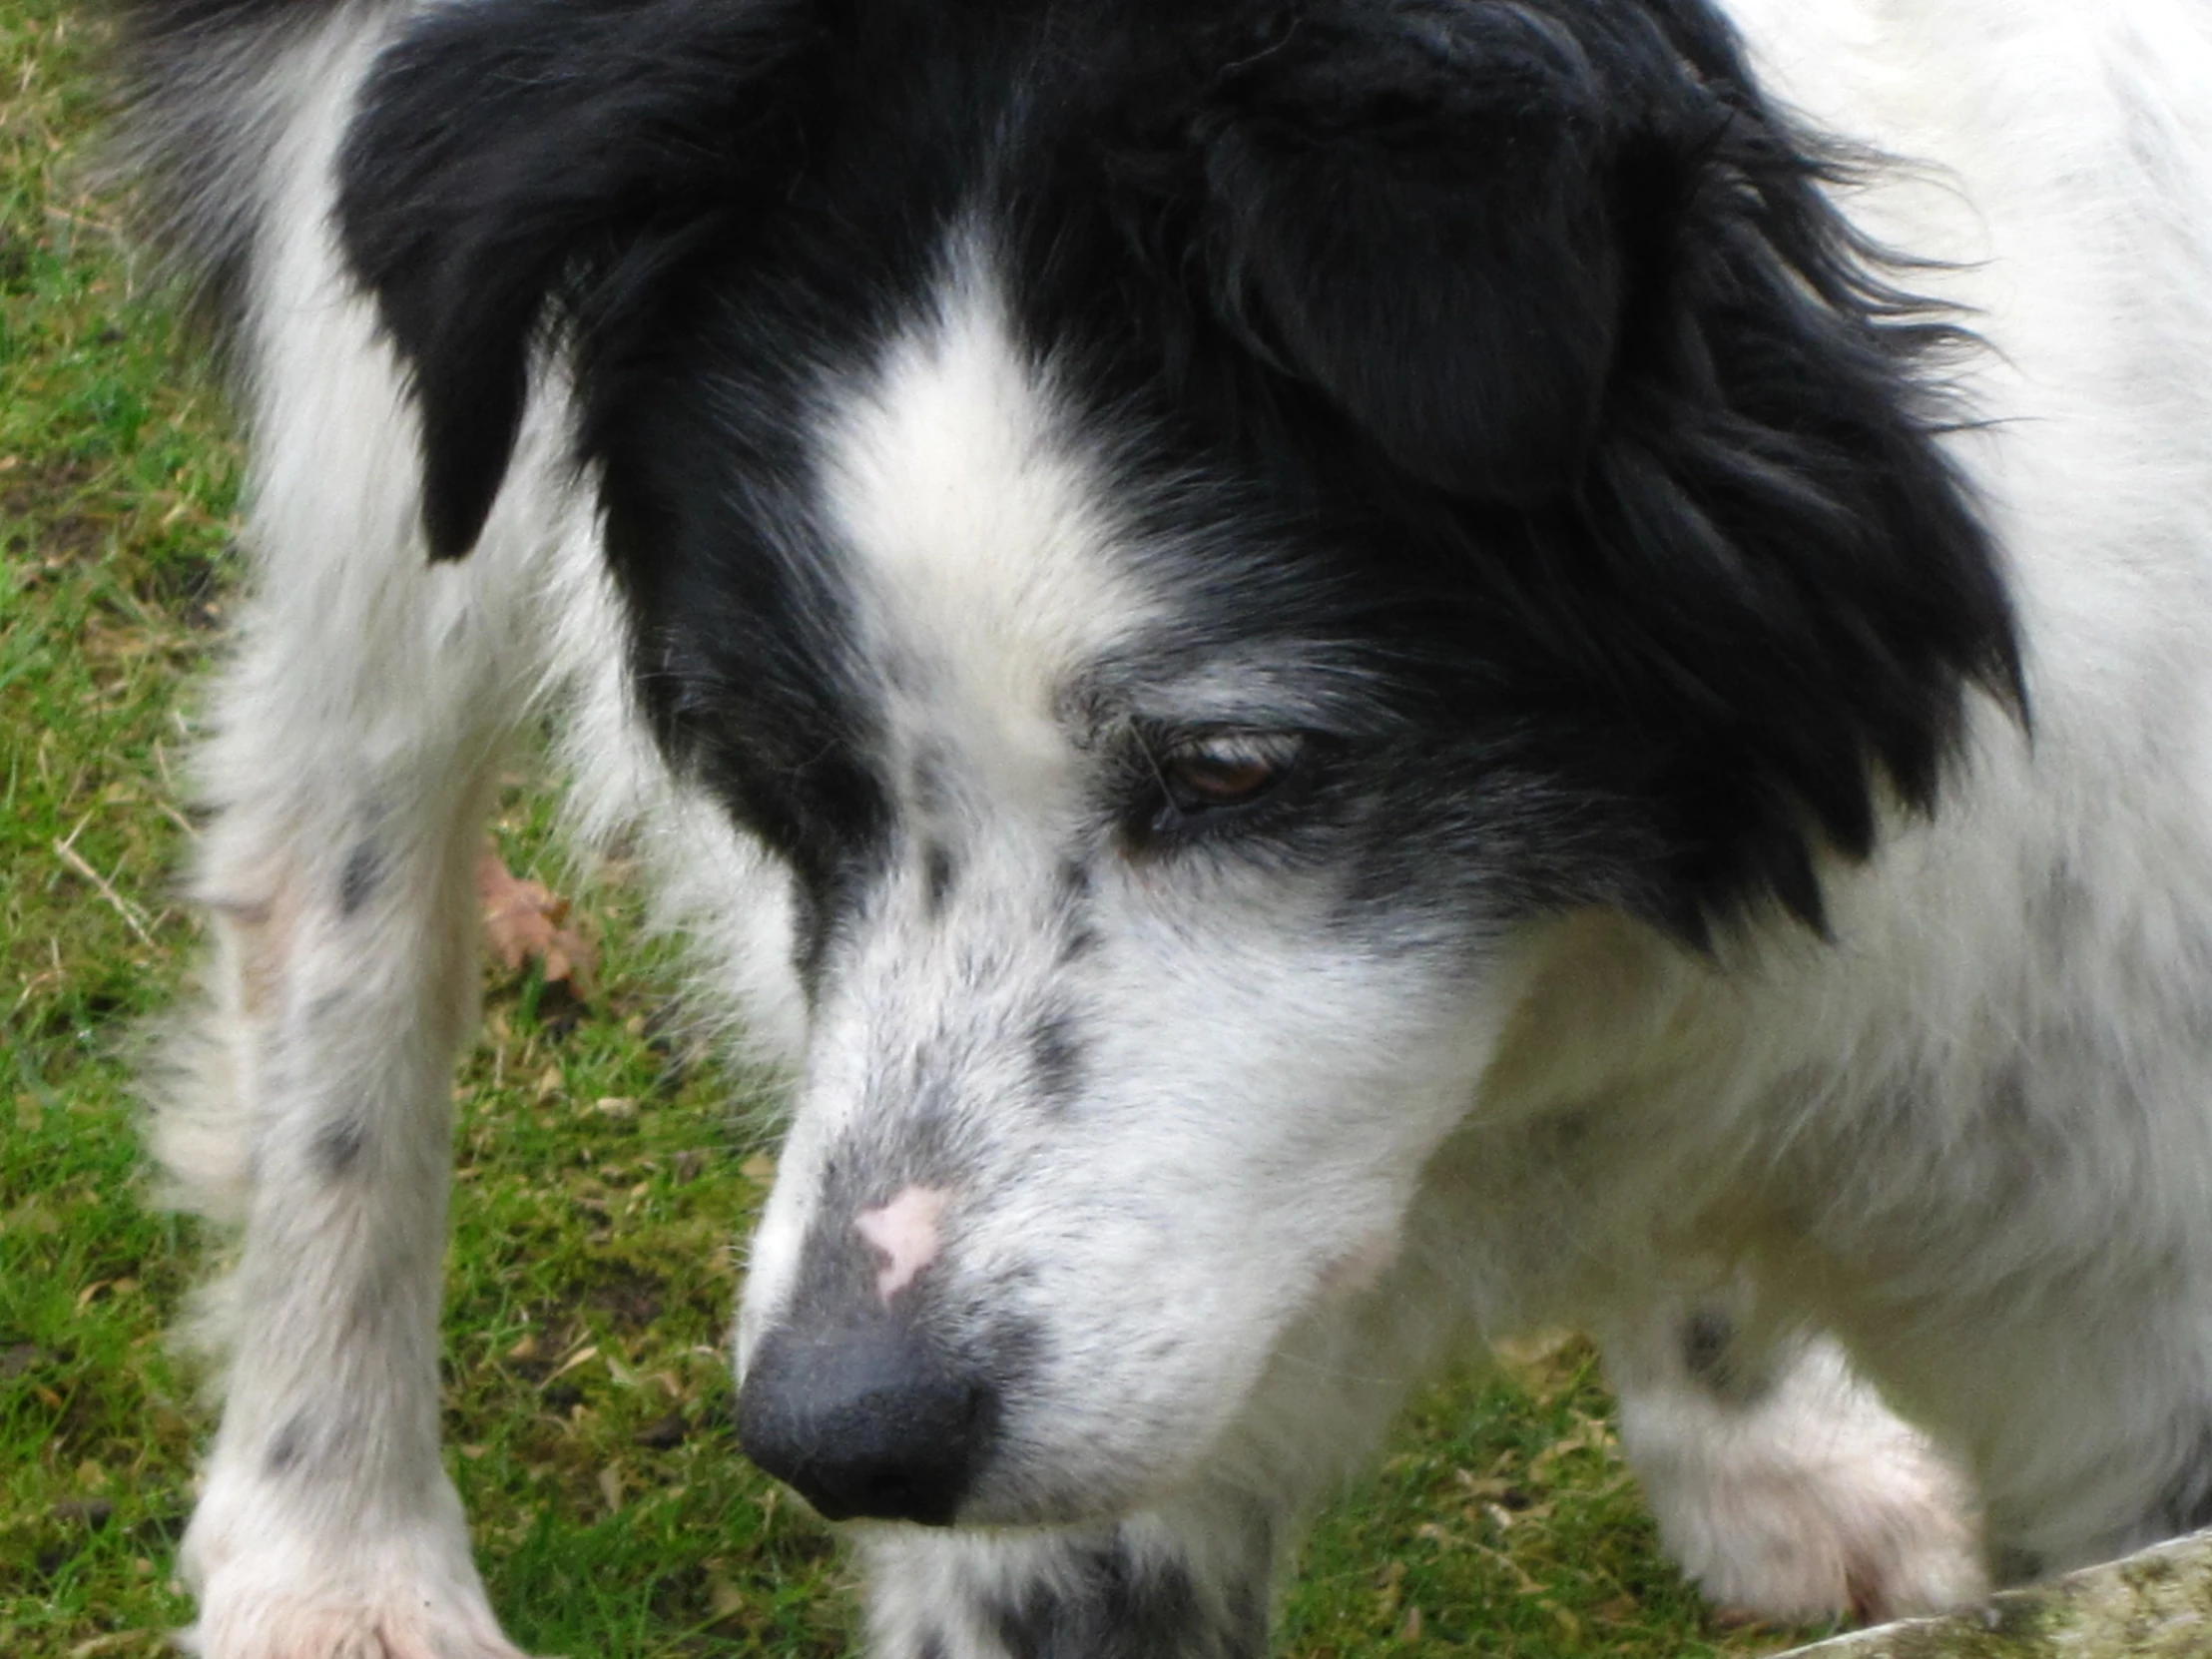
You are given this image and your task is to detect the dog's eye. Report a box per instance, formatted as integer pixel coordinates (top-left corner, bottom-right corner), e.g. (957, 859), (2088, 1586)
(1155, 731), (1309, 819)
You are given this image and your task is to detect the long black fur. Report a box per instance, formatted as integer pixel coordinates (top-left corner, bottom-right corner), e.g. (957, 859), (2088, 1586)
(127, 0), (2023, 942)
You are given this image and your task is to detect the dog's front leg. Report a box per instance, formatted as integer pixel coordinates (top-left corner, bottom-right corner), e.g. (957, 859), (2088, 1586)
(167, 733), (521, 1659)
(163, 623), (533, 1658)
(153, 165), (556, 1645)
(1602, 1293), (1986, 1624)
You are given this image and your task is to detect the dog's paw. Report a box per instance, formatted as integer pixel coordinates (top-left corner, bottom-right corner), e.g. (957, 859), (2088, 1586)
(1648, 1427), (1987, 1623)
(1619, 1335), (1986, 1623)
(179, 1474), (531, 1659)
(179, 1597), (533, 1659)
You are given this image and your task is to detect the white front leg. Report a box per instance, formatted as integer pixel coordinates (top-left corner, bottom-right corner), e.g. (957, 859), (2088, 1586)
(1603, 1295), (1986, 1623)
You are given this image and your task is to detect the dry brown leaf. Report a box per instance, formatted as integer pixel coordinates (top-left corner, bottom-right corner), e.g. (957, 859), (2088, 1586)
(477, 842), (596, 996)
(707, 1574), (748, 1620)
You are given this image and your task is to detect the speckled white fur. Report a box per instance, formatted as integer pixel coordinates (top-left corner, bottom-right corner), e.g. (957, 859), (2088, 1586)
(153, 12), (543, 1657)
(140, 0), (2212, 1654)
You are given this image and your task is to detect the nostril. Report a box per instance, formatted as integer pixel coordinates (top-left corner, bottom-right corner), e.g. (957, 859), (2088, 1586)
(737, 1322), (994, 1526)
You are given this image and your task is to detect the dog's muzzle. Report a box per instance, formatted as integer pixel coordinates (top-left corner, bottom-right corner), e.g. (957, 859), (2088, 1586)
(738, 1316), (997, 1525)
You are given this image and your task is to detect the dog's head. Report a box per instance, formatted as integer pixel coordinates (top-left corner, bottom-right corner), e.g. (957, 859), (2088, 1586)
(342, 0), (2018, 1526)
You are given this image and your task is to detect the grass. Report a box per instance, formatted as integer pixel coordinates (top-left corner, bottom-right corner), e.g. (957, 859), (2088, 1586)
(0, 6), (1840, 1655)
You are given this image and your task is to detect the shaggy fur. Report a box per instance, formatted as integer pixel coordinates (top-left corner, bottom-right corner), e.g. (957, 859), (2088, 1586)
(115, 0), (2212, 1653)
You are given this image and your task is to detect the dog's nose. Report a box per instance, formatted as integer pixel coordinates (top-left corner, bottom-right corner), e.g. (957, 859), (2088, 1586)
(737, 1320), (994, 1525)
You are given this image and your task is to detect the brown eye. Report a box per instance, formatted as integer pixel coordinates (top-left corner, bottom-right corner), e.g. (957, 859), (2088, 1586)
(1158, 732), (1307, 817)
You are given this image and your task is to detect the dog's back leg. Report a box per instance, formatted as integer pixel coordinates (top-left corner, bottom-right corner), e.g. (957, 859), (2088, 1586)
(146, 18), (573, 1654)
(1601, 1294), (1987, 1624)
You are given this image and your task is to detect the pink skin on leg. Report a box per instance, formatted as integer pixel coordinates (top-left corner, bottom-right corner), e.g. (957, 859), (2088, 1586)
(854, 1186), (952, 1304)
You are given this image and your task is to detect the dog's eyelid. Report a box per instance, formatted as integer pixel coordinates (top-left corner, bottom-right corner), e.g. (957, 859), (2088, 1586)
(1120, 725), (1324, 838)
(1160, 728), (1307, 766)
(1129, 714), (1322, 755)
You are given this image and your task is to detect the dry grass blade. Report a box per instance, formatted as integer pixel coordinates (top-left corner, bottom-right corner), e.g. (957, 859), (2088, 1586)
(52, 832), (157, 950)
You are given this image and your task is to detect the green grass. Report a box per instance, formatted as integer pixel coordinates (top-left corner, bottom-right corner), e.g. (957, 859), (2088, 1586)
(0, 6), (1838, 1654)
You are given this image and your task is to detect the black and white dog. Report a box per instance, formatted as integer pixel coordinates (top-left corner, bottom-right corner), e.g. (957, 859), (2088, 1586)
(120, 0), (2212, 1653)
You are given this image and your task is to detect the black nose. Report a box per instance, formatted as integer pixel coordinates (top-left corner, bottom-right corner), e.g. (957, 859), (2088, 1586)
(738, 1320), (995, 1525)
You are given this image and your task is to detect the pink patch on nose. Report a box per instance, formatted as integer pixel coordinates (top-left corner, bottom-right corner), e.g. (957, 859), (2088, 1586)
(854, 1185), (951, 1304)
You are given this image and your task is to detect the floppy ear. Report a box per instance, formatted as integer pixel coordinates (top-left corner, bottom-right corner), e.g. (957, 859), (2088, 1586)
(1199, 2), (1625, 503)
(337, 0), (818, 559)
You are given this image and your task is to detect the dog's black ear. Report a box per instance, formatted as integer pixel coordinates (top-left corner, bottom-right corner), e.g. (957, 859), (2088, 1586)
(1198, 2), (1624, 503)
(1188, 2), (2021, 936)
(337, 0), (819, 560)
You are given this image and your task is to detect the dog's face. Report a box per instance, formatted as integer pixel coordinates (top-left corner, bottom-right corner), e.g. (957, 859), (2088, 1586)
(340, 0), (2018, 1527)
(717, 269), (1548, 1523)
(583, 237), (1611, 1524)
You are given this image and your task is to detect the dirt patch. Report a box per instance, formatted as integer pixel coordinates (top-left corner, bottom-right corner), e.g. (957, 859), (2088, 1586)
(0, 224), (35, 291)
(132, 547), (227, 628)
(585, 1267), (668, 1332)
(1, 450), (106, 563)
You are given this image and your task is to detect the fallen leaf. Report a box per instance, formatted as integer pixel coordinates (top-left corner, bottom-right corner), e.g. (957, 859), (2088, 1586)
(708, 1574), (748, 1619)
(477, 843), (596, 996)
